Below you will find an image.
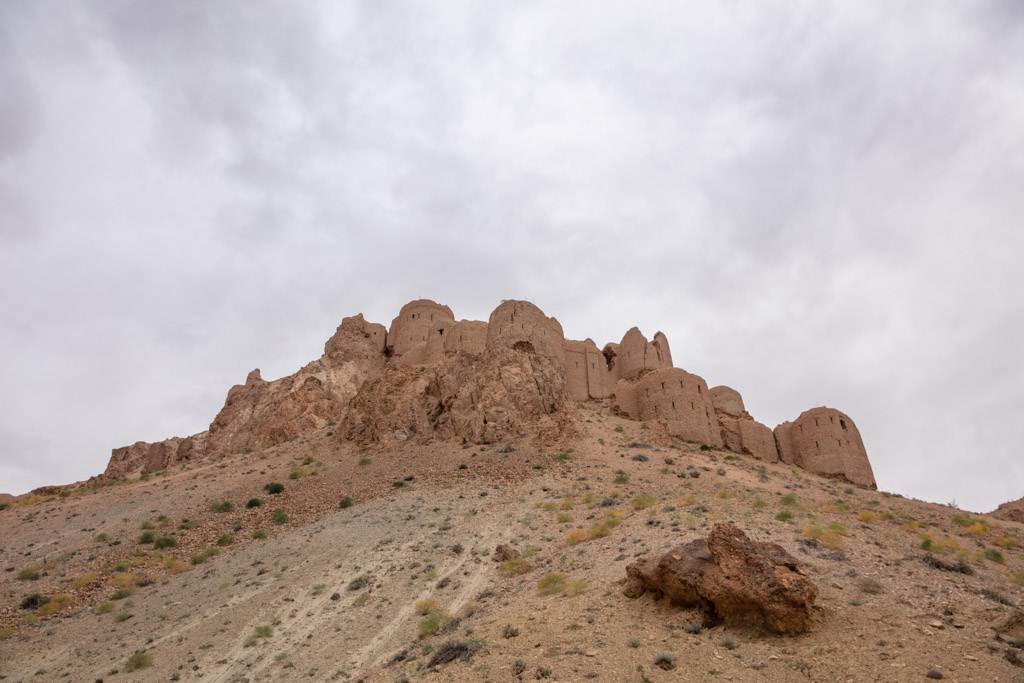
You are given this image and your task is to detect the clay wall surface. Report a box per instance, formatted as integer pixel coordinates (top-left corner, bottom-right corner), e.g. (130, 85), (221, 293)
(564, 339), (615, 400)
(613, 368), (722, 446)
(774, 407), (875, 488)
(710, 386), (745, 416)
(486, 300), (566, 363)
(444, 320), (488, 356)
(616, 328), (673, 381)
(386, 300), (455, 358)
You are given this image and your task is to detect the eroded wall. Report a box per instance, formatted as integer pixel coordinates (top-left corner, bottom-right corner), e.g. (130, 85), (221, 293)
(774, 407), (875, 488)
(613, 367), (722, 446)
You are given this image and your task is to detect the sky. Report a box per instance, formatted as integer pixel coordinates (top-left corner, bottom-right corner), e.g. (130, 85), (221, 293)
(1, 1), (1022, 512)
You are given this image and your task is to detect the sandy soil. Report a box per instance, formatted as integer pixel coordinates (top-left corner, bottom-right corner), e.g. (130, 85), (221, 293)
(2, 402), (1023, 682)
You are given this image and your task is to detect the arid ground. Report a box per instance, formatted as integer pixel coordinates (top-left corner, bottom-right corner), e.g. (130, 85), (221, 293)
(2, 403), (1023, 682)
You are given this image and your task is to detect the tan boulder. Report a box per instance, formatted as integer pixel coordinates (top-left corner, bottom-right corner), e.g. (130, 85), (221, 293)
(774, 407), (875, 488)
(993, 497), (1024, 524)
(624, 523), (818, 635)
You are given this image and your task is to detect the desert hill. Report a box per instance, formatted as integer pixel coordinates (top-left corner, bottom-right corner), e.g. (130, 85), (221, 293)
(1, 301), (1023, 681)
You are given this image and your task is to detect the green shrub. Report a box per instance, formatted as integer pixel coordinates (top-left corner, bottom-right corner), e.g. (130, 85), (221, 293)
(272, 509), (288, 524)
(124, 652), (152, 671)
(153, 535), (177, 549)
(137, 531), (155, 544)
(338, 496), (354, 509)
(246, 498), (264, 508)
(418, 611), (455, 639)
(654, 652), (676, 670)
(984, 548), (1007, 565)
(17, 566), (40, 581)
(209, 501), (233, 513)
(775, 510), (794, 522)
(216, 534), (235, 547)
(264, 482), (284, 494)
(251, 529), (267, 539)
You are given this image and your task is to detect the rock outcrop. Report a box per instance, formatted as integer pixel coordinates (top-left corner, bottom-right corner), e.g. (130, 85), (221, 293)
(100, 298), (875, 489)
(623, 523), (819, 635)
(993, 498), (1024, 524)
(774, 407), (875, 489)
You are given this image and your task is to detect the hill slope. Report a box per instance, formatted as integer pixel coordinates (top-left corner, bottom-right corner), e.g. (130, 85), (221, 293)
(2, 406), (1023, 682)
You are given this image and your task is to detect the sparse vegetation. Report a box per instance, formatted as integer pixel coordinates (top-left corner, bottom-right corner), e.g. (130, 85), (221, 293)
(209, 501), (233, 512)
(264, 482), (285, 494)
(537, 572), (588, 596)
(153, 535), (177, 549)
(775, 510), (794, 522)
(124, 652), (153, 672)
(246, 497), (264, 508)
(654, 652), (676, 670)
(216, 534), (235, 546)
(418, 610), (455, 639)
(17, 566), (40, 581)
(416, 598), (440, 615)
(338, 496), (354, 508)
(251, 529), (267, 539)
(858, 578), (883, 594)
(501, 557), (532, 576)
(272, 509), (289, 524)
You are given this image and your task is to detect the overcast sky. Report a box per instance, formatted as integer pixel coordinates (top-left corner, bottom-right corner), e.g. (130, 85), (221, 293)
(1, 1), (1022, 512)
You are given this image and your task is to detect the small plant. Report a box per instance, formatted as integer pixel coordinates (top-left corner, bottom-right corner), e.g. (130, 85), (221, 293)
(781, 493), (797, 506)
(500, 556), (532, 576)
(20, 593), (49, 610)
(348, 574), (371, 591)
(752, 499), (768, 509)
(264, 482), (285, 494)
(358, 457), (372, 466)
(393, 480), (406, 488)
(137, 531), (156, 544)
(631, 495), (658, 510)
(720, 634), (739, 650)
(153, 535), (177, 549)
(140, 521), (155, 530)
(537, 572), (588, 596)
(613, 475), (629, 485)
(416, 598), (440, 615)
(775, 510), (794, 522)
(654, 652), (676, 670)
(984, 548), (1007, 565)
(857, 511), (877, 524)
(246, 497), (264, 508)
(209, 501), (233, 513)
(858, 578), (883, 594)
(683, 621), (704, 634)
(288, 469), (307, 480)
(216, 534), (235, 546)
(418, 611), (455, 639)
(112, 588), (134, 600)
(17, 566), (41, 581)
(502, 624), (519, 638)
(353, 593), (370, 606)
(94, 532), (109, 542)
(699, 444), (711, 451)
(272, 509), (289, 524)
(37, 594), (73, 616)
(115, 611), (132, 622)
(338, 496), (354, 509)
(124, 652), (153, 672)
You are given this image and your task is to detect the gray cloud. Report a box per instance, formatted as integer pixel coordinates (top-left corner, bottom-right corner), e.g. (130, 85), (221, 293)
(0, 1), (1022, 513)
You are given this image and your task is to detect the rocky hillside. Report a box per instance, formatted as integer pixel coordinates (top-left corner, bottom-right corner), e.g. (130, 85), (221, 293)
(1, 406), (1023, 681)
(93, 299), (876, 490)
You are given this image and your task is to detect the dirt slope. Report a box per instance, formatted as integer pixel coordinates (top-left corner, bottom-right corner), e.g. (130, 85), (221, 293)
(2, 404), (1023, 682)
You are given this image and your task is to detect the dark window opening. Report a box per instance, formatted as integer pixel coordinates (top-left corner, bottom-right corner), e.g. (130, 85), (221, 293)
(697, 385), (702, 394)
(840, 419), (847, 430)
(661, 382), (665, 391)
(512, 340), (535, 354)
(814, 418), (819, 427)
(830, 416), (834, 424)
(438, 329), (444, 336)
(411, 314), (415, 319)
(815, 440), (819, 449)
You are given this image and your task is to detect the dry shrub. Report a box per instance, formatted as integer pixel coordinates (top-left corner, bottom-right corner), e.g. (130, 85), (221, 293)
(415, 598), (440, 615)
(500, 557), (532, 576)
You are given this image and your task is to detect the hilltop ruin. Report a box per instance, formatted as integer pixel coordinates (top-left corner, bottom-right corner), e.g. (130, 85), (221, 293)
(97, 299), (876, 488)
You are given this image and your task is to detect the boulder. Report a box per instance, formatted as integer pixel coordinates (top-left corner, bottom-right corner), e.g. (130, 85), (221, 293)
(623, 523), (818, 635)
(993, 497), (1024, 524)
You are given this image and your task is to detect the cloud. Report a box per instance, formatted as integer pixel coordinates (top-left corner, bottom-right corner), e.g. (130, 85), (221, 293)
(0, 1), (1022, 513)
